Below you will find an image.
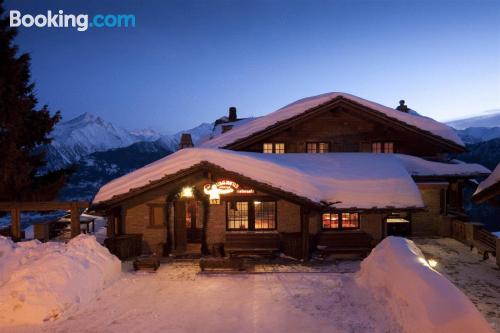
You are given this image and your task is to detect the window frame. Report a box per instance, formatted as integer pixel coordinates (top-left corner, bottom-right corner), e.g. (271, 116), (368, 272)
(262, 142), (286, 154)
(148, 203), (166, 228)
(372, 141), (395, 153)
(321, 212), (360, 230)
(226, 198), (277, 231)
(306, 142), (330, 153)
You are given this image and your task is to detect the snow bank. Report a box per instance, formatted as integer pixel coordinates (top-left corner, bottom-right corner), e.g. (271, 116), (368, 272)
(0, 235), (121, 326)
(357, 237), (493, 333)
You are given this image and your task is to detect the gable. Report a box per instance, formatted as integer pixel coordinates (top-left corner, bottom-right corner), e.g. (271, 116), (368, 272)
(202, 93), (464, 153)
(230, 103), (457, 155)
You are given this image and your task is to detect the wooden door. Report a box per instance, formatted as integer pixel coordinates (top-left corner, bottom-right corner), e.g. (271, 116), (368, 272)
(174, 201), (187, 252)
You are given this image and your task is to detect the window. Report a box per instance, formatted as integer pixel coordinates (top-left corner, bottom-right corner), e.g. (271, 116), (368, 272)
(372, 142), (394, 153)
(322, 213), (339, 229)
(254, 201), (276, 229)
(263, 143), (274, 154)
(227, 201), (249, 230)
(226, 200), (277, 230)
(306, 142), (329, 153)
(341, 213), (360, 229)
(322, 212), (360, 230)
(263, 143), (285, 154)
(149, 204), (165, 227)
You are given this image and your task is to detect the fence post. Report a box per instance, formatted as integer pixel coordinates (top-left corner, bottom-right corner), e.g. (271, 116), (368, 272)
(10, 208), (21, 240)
(70, 202), (80, 238)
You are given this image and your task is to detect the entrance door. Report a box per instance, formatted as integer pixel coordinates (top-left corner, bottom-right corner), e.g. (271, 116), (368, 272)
(186, 201), (202, 243)
(386, 217), (411, 237)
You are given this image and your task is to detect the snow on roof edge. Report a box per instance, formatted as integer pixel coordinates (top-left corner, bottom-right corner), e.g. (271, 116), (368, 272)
(202, 92), (464, 149)
(92, 149), (425, 210)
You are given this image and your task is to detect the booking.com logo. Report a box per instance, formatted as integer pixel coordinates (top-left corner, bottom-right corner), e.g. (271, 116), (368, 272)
(9, 10), (136, 32)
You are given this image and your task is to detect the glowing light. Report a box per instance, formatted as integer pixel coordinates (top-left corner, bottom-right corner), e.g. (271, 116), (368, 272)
(254, 201), (261, 205)
(418, 257), (438, 268)
(180, 187), (194, 198)
(428, 259), (438, 268)
(206, 185), (221, 205)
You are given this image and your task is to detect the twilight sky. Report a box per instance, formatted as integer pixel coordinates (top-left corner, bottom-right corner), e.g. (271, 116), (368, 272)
(5, 0), (500, 133)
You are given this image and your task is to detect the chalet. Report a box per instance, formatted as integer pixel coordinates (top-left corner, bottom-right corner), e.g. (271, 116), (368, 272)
(92, 92), (489, 259)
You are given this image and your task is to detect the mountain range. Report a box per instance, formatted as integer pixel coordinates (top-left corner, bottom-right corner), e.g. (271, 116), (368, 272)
(43, 112), (214, 170)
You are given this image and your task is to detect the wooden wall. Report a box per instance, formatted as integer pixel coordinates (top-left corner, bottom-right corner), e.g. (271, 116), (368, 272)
(236, 106), (447, 157)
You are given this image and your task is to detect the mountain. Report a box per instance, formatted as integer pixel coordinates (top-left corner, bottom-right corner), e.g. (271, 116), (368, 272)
(446, 109), (500, 129)
(455, 127), (500, 144)
(157, 122), (214, 151)
(43, 112), (161, 170)
(59, 141), (172, 201)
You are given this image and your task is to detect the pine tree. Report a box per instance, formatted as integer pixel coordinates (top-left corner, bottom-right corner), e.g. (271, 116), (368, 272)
(0, 1), (69, 201)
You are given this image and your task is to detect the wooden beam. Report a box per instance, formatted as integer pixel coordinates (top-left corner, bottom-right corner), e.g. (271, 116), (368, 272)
(300, 207), (310, 261)
(10, 208), (21, 240)
(70, 202), (80, 238)
(0, 201), (89, 211)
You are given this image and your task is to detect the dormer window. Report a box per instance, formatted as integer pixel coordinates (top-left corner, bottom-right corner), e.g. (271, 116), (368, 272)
(307, 142), (329, 153)
(372, 142), (394, 153)
(263, 143), (285, 154)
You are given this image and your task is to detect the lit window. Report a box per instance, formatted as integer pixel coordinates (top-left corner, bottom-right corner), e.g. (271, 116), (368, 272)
(227, 202), (249, 230)
(322, 212), (360, 230)
(307, 143), (317, 153)
(263, 143), (273, 154)
(341, 213), (360, 229)
(254, 201), (276, 229)
(307, 142), (329, 153)
(263, 143), (285, 154)
(384, 142), (394, 153)
(322, 213), (339, 229)
(227, 200), (277, 230)
(372, 142), (394, 153)
(275, 143), (285, 154)
(372, 142), (382, 153)
(318, 142), (329, 153)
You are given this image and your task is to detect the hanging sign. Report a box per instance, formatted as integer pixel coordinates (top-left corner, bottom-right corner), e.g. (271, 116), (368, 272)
(203, 180), (255, 196)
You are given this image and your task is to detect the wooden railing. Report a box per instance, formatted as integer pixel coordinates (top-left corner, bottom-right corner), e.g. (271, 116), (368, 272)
(475, 228), (497, 253)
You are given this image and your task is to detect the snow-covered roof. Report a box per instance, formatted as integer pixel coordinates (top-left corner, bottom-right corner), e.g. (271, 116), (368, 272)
(202, 92), (464, 149)
(211, 117), (258, 139)
(93, 149), (425, 210)
(474, 163), (500, 197)
(395, 155), (490, 178)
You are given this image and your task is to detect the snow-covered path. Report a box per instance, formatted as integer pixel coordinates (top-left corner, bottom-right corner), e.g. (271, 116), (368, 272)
(10, 262), (400, 333)
(414, 238), (500, 331)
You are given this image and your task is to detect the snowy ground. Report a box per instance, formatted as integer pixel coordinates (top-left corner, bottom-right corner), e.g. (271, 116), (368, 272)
(6, 261), (401, 333)
(414, 237), (500, 331)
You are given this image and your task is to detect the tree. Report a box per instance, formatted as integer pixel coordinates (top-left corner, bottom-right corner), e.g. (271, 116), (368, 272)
(0, 1), (70, 201)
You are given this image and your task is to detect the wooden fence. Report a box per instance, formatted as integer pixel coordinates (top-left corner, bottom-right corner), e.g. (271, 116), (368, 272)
(0, 201), (89, 240)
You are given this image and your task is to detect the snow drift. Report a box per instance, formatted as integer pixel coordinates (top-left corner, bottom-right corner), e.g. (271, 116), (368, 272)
(357, 237), (493, 333)
(0, 235), (121, 326)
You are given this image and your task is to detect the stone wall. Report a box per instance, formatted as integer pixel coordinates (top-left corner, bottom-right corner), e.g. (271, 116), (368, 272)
(360, 213), (384, 241)
(412, 183), (448, 237)
(123, 195), (167, 255)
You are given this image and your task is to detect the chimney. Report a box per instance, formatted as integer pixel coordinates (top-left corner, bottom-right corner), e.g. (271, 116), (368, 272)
(396, 100), (409, 113)
(179, 133), (194, 150)
(228, 107), (237, 122)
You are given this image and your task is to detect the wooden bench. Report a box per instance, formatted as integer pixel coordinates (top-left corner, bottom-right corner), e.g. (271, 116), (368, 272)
(199, 257), (246, 272)
(133, 255), (160, 271)
(225, 233), (280, 257)
(316, 231), (373, 258)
